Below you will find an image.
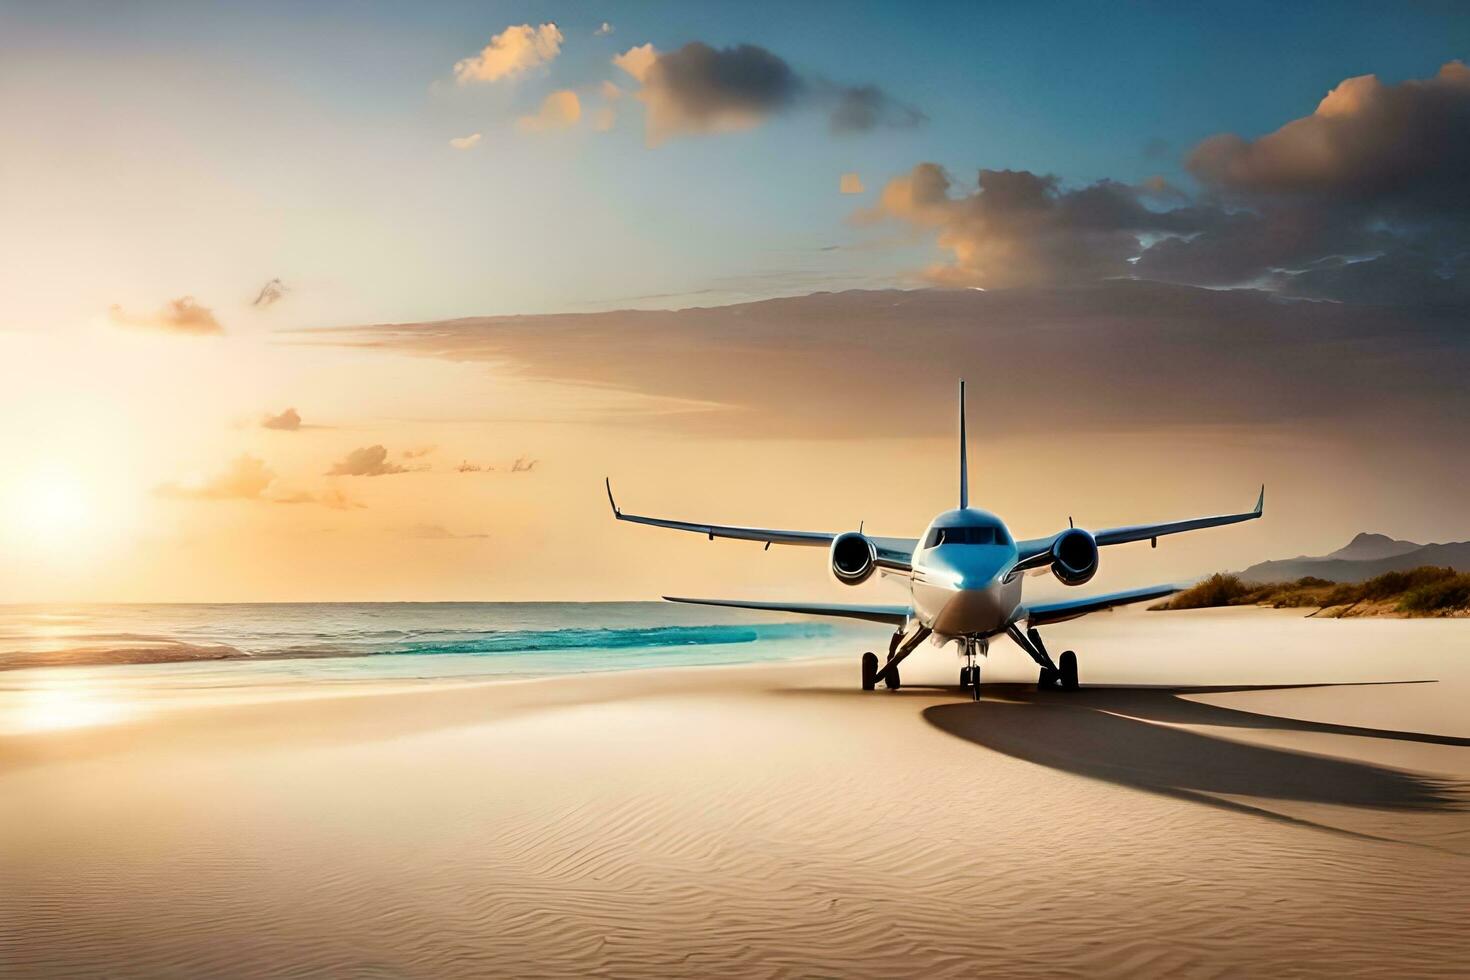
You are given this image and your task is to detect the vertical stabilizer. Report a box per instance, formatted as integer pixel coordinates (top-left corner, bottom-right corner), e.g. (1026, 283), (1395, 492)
(958, 379), (969, 509)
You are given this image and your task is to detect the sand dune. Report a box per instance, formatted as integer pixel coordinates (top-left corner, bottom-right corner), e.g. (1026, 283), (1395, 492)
(2, 609), (1468, 977)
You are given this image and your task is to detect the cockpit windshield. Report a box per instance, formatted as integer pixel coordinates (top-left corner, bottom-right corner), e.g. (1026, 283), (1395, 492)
(923, 525), (1011, 548)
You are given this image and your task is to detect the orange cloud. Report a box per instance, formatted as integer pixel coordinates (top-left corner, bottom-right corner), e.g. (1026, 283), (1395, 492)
(262, 408), (302, 431)
(327, 445), (409, 477)
(839, 172), (864, 194)
(449, 132), (483, 150)
(158, 455), (275, 500)
(517, 90), (581, 132)
(454, 23), (563, 84)
(109, 296), (222, 335)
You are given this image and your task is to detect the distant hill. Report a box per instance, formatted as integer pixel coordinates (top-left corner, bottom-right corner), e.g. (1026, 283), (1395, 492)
(1323, 532), (1423, 562)
(1241, 533), (1470, 583)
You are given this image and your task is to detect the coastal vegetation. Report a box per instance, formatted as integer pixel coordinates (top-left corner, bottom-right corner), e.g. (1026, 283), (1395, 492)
(1153, 566), (1470, 617)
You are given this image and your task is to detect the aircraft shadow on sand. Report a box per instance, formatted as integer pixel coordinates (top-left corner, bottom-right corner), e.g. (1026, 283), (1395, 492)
(923, 683), (1469, 835)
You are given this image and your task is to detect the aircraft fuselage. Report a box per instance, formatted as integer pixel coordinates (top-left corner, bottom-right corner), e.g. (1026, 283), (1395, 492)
(907, 507), (1023, 642)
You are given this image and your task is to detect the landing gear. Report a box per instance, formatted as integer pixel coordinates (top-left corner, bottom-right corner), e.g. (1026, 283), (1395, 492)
(861, 624), (931, 692)
(1037, 651), (1080, 690)
(1058, 650), (1079, 691)
(960, 638), (983, 701)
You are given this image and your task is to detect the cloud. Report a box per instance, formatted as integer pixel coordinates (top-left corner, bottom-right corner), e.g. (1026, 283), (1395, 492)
(594, 22), (614, 37)
(326, 445), (410, 477)
(856, 64), (1470, 304)
(613, 41), (922, 144)
(261, 407), (302, 431)
(456, 460), (489, 473)
(109, 296), (222, 335)
(827, 84), (926, 133)
(1188, 61), (1470, 215)
(449, 132), (483, 150)
(516, 90), (581, 132)
(251, 278), (287, 308)
(158, 454), (275, 501)
(862, 164), (1212, 287)
(401, 446), (436, 459)
(307, 284), (1470, 443)
(510, 456), (538, 473)
(839, 172), (865, 195)
(1141, 61), (1470, 301)
(454, 23), (563, 84)
(405, 523), (489, 540)
(272, 487), (363, 510)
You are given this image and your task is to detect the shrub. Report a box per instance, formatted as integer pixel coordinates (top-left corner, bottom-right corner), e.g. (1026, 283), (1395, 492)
(1164, 573), (1252, 609)
(1360, 566), (1456, 601)
(1398, 573), (1470, 613)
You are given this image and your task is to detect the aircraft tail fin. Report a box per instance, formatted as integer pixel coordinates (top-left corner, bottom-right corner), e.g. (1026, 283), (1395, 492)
(958, 379), (969, 509)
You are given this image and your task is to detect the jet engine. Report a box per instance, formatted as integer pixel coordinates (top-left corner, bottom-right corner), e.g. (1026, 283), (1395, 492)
(1050, 527), (1099, 586)
(830, 531), (877, 585)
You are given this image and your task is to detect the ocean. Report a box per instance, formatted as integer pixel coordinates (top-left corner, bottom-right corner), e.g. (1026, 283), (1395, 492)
(0, 601), (884, 681)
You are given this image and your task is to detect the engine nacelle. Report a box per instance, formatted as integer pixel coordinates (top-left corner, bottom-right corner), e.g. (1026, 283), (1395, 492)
(830, 531), (877, 586)
(1050, 527), (1099, 586)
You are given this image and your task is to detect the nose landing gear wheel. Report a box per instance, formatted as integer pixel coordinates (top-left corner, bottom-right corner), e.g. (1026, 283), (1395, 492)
(970, 665), (981, 701)
(1058, 650), (1079, 690)
(959, 665), (972, 688)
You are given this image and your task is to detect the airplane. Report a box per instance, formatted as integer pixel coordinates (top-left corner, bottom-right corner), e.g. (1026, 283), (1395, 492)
(605, 381), (1263, 700)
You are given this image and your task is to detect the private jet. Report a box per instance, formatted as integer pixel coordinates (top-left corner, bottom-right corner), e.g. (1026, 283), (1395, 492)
(606, 382), (1263, 699)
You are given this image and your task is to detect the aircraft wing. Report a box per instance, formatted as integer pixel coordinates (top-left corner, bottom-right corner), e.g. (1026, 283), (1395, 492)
(1016, 486), (1263, 563)
(1024, 584), (1180, 626)
(607, 480), (916, 566)
(664, 596), (911, 626)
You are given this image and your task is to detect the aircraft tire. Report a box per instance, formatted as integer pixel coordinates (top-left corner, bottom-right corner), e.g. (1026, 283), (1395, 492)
(884, 664), (901, 691)
(970, 668), (981, 701)
(959, 665), (971, 688)
(1038, 666), (1057, 690)
(861, 652), (878, 691)
(1059, 650), (1079, 690)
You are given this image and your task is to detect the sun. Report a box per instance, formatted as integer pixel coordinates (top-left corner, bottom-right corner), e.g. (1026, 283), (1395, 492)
(6, 470), (91, 545)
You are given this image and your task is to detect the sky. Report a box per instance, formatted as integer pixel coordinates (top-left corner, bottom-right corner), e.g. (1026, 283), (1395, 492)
(1, 1), (1467, 602)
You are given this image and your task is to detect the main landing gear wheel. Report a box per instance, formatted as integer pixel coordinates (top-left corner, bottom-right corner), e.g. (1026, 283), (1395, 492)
(959, 665), (972, 688)
(1058, 650), (1079, 691)
(861, 652), (878, 691)
(970, 664), (981, 701)
(1038, 666), (1058, 690)
(884, 654), (902, 691)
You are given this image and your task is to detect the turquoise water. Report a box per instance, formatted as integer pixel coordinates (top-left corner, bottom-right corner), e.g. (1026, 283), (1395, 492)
(0, 602), (886, 684)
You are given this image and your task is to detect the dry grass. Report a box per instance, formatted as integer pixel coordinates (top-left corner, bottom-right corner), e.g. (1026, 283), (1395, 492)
(1153, 566), (1470, 617)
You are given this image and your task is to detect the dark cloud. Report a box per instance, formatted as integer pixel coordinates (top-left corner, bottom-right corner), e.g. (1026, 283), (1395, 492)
(1188, 61), (1470, 216)
(827, 84), (926, 134)
(614, 41), (921, 143)
(326, 445), (409, 477)
(862, 165), (1214, 287)
(262, 407), (302, 431)
(109, 296), (222, 334)
(862, 63), (1470, 305)
(252, 278), (288, 308)
(306, 284), (1470, 442)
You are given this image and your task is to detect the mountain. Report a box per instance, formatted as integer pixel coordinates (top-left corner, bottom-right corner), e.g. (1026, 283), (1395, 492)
(1240, 533), (1470, 583)
(1323, 532), (1424, 562)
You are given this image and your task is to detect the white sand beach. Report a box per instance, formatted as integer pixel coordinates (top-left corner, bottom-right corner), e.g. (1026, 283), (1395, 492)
(2, 608), (1468, 978)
